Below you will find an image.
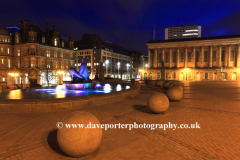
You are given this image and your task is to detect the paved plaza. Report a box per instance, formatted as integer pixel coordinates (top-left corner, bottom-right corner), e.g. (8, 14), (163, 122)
(0, 81), (240, 159)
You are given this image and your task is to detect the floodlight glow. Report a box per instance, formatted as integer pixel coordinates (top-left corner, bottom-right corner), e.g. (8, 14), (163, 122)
(185, 29), (198, 32)
(182, 33), (198, 36)
(105, 60), (109, 64)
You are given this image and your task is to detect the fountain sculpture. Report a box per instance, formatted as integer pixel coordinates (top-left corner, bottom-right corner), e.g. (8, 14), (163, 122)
(64, 58), (96, 90)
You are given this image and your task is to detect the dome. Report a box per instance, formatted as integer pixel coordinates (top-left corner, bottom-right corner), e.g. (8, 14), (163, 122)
(0, 27), (10, 35)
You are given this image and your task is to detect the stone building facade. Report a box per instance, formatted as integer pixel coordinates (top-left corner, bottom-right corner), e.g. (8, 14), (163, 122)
(144, 35), (240, 81)
(0, 20), (74, 89)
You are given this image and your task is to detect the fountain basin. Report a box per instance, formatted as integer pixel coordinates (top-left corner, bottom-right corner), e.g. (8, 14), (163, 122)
(64, 83), (96, 90)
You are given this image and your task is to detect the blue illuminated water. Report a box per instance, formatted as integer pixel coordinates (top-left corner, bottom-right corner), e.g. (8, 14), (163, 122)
(0, 84), (131, 99)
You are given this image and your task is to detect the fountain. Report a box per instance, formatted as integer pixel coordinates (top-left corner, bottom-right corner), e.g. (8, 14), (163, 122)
(64, 58), (97, 90)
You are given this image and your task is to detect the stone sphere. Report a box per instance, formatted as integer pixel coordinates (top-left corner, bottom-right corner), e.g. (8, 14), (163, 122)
(155, 80), (163, 87)
(57, 111), (102, 158)
(163, 81), (171, 89)
(168, 83), (175, 88)
(147, 92), (169, 113)
(166, 87), (183, 101)
(172, 84), (183, 94)
(145, 80), (150, 85)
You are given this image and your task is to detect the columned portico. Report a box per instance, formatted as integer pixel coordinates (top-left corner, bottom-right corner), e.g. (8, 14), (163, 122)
(154, 49), (157, 68)
(201, 46), (204, 67)
(237, 44), (240, 67)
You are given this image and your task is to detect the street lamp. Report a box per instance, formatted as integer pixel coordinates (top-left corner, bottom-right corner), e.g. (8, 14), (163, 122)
(105, 60), (109, 77)
(117, 62), (120, 78)
(126, 63), (130, 79)
(145, 64), (148, 69)
(185, 68), (189, 81)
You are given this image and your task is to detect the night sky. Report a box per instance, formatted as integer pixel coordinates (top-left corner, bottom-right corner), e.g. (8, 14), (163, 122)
(1, 0), (240, 55)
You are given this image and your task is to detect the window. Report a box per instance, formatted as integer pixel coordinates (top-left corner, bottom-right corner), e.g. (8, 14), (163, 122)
(165, 53), (169, 62)
(157, 72), (160, 79)
(18, 60), (20, 68)
(62, 41), (64, 47)
(213, 51), (216, 61)
(5, 38), (7, 42)
(188, 52), (191, 62)
(42, 37), (45, 43)
(8, 59), (10, 68)
(1, 59), (3, 65)
(2, 78), (5, 81)
(54, 38), (57, 46)
(158, 53), (162, 62)
(54, 52), (57, 57)
(230, 50), (234, 61)
(221, 50), (225, 61)
(60, 53), (63, 58)
(172, 72), (176, 79)
(172, 52), (176, 62)
(17, 50), (20, 56)
(1, 48), (3, 53)
(196, 51), (199, 62)
(0, 37), (1, 42)
(180, 52), (184, 62)
(55, 61), (58, 69)
(204, 51), (208, 62)
(47, 50), (50, 57)
(8, 38), (10, 43)
(17, 37), (19, 43)
(7, 48), (9, 54)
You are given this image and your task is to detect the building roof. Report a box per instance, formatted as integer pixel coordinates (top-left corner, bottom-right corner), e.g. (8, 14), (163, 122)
(147, 34), (240, 44)
(0, 27), (10, 36)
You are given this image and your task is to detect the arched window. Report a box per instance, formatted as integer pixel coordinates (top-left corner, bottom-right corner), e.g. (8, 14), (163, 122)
(205, 72), (208, 80)
(144, 73), (147, 80)
(172, 72), (176, 79)
(149, 73), (152, 80)
(54, 38), (57, 46)
(157, 72), (160, 79)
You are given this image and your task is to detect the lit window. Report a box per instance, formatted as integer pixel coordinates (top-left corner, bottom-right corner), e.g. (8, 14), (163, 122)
(1, 48), (3, 53)
(94, 63), (96, 66)
(17, 50), (20, 56)
(54, 38), (57, 46)
(47, 50), (50, 57)
(5, 38), (7, 42)
(60, 53), (63, 58)
(8, 59), (10, 68)
(42, 37), (45, 43)
(7, 48), (9, 54)
(8, 38), (10, 42)
(18, 60), (20, 68)
(1, 59), (4, 65)
(2, 78), (5, 81)
(62, 41), (64, 47)
(17, 37), (19, 43)
(54, 52), (57, 57)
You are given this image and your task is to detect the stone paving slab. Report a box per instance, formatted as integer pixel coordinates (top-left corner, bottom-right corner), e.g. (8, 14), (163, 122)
(0, 81), (240, 159)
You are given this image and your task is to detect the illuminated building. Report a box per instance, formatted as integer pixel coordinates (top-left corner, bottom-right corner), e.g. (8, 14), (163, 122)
(165, 23), (201, 40)
(0, 19), (74, 88)
(74, 34), (132, 79)
(144, 34), (240, 81)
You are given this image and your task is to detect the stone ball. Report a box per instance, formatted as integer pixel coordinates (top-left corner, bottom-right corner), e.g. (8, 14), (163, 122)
(172, 84), (183, 94)
(147, 92), (169, 113)
(57, 111), (102, 158)
(155, 80), (163, 87)
(145, 80), (150, 85)
(166, 87), (183, 101)
(163, 81), (171, 89)
(168, 83), (175, 88)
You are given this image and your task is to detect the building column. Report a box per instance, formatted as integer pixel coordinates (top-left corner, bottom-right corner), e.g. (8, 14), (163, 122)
(185, 47), (187, 67)
(162, 49), (165, 67)
(148, 49), (151, 69)
(228, 45), (231, 67)
(201, 46), (204, 67)
(193, 47), (196, 68)
(237, 44), (240, 67)
(154, 49), (157, 68)
(209, 46), (213, 67)
(169, 49), (172, 68)
(219, 45), (222, 67)
(177, 48), (179, 68)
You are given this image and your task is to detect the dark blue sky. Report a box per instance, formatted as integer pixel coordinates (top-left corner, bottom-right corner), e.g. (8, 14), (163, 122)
(1, 0), (240, 55)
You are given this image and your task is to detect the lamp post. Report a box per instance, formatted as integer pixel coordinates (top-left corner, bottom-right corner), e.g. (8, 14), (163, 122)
(145, 64), (148, 69)
(126, 63), (130, 79)
(185, 68), (189, 81)
(117, 62), (120, 78)
(105, 60), (109, 77)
